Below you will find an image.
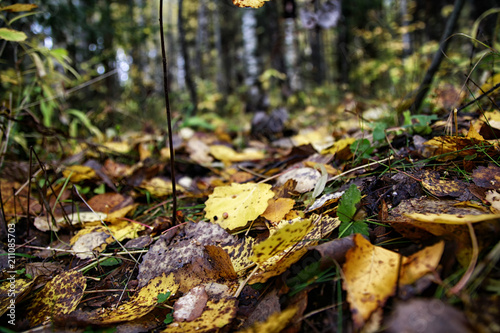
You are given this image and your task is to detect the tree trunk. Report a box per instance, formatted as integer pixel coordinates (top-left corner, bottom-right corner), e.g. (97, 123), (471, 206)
(195, 0), (208, 79)
(410, 0), (465, 113)
(178, 0), (198, 115)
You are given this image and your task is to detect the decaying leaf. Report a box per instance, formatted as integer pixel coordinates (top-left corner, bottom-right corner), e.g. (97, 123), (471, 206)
(163, 298), (237, 332)
(276, 167), (321, 193)
(88, 273), (178, 324)
(204, 183), (275, 231)
(27, 270), (87, 326)
(173, 285), (209, 322)
(0, 278), (35, 317)
(420, 169), (467, 198)
(34, 211), (107, 232)
(249, 214), (340, 283)
(472, 164), (500, 190)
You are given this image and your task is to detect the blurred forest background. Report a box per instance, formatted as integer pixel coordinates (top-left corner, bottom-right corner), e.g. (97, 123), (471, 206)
(1, 0), (500, 159)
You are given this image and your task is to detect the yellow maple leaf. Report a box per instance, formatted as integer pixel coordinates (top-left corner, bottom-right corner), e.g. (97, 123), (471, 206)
(204, 183), (274, 231)
(232, 0), (269, 8)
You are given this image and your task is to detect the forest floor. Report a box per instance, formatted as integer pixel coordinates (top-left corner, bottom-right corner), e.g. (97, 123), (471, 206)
(1, 88), (500, 333)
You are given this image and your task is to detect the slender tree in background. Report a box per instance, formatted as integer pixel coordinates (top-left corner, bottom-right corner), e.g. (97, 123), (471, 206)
(411, 0), (465, 112)
(178, 0), (198, 115)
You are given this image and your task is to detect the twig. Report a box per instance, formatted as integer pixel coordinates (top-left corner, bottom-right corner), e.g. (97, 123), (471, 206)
(449, 221), (478, 295)
(159, 0), (178, 224)
(327, 156), (395, 184)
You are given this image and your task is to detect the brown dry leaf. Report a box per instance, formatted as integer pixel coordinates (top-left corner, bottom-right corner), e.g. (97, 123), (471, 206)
(343, 234), (400, 329)
(205, 245), (238, 280)
(88, 273), (178, 324)
(420, 170), (467, 198)
(0, 180), (36, 221)
(163, 298), (237, 332)
(186, 137), (213, 164)
(232, 0), (269, 8)
(472, 164), (500, 190)
(239, 306), (298, 333)
(399, 241), (444, 286)
(261, 198), (295, 223)
(27, 270), (87, 326)
(62, 165), (96, 182)
(204, 183), (274, 231)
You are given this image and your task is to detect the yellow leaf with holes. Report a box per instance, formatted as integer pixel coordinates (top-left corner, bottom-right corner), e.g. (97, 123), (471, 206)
(232, 0), (269, 8)
(249, 214), (340, 283)
(63, 165), (96, 182)
(343, 234), (400, 329)
(27, 270), (87, 326)
(205, 183), (274, 231)
(250, 217), (314, 265)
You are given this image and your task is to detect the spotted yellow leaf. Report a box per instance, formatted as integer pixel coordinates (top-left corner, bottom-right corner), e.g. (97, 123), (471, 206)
(205, 183), (274, 231)
(27, 270), (87, 326)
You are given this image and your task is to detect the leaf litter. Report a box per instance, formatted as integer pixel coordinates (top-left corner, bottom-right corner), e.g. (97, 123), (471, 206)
(3, 77), (500, 333)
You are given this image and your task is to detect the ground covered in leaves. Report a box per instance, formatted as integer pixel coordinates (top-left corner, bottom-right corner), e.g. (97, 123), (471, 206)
(1, 98), (500, 332)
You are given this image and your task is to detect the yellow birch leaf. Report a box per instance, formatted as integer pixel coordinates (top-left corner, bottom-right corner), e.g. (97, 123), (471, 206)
(232, 0), (269, 8)
(343, 234), (400, 329)
(63, 165), (96, 182)
(238, 306), (298, 333)
(89, 273), (178, 324)
(404, 212), (500, 224)
(205, 183), (274, 231)
(209, 145), (264, 162)
(399, 241), (444, 286)
(27, 270), (87, 326)
(261, 198), (295, 223)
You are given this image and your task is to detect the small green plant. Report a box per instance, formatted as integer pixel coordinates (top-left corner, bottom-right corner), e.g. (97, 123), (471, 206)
(337, 184), (369, 237)
(157, 291), (171, 304)
(286, 261), (336, 296)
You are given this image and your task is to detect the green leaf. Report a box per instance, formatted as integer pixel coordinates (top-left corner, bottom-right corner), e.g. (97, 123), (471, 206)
(99, 257), (122, 266)
(164, 312), (174, 325)
(372, 122), (387, 142)
(337, 184), (361, 223)
(350, 138), (374, 159)
(157, 291), (171, 303)
(339, 220), (369, 237)
(0, 27), (27, 41)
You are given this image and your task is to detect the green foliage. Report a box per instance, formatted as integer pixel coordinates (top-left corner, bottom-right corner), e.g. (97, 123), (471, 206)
(350, 138), (374, 161)
(286, 261), (336, 296)
(157, 291), (172, 303)
(337, 184), (369, 237)
(99, 257), (122, 267)
(402, 111), (437, 135)
(164, 312), (174, 325)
